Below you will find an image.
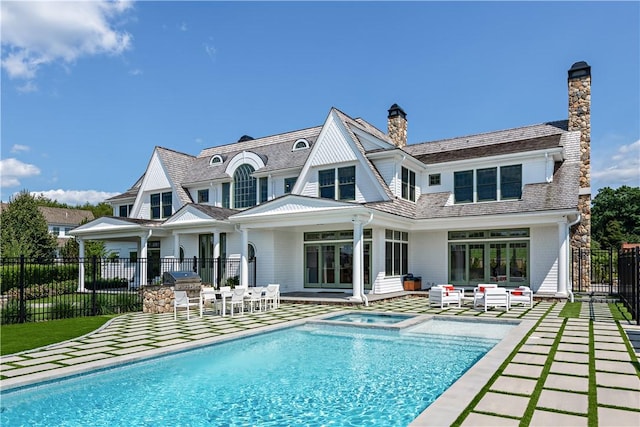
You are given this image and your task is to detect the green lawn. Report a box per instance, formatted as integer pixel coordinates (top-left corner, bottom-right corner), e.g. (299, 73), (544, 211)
(0, 315), (116, 355)
(559, 301), (582, 318)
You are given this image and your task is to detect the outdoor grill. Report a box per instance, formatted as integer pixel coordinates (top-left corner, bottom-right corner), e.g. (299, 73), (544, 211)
(162, 271), (202, 291)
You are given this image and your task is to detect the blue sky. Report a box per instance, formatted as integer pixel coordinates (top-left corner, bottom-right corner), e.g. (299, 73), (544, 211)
(1, 1), (638, 205)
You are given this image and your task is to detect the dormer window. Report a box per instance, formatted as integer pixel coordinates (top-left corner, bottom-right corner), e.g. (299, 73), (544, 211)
(210, 155), (223, 165)
(292, 139), (309, 151)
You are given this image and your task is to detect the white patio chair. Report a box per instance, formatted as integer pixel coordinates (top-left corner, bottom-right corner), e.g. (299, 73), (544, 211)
(263, 284), (280, 310)
(428, 284), (462, 309)
(508, 286), (533, 308)
(472, 284), (499, 308)
(245, 287), (264, 313)
(174, 290), (200, 320)
(225, 288), (246, 317)
(475, 287), (509, 312)
(200, 286), (222, 316)
(219, 286), (231, 293)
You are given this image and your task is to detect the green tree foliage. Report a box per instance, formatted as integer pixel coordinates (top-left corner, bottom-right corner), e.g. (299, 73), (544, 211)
(591, 186), (640, 249)
(0, 191), (58, 259)
(60, 238), (109, 259)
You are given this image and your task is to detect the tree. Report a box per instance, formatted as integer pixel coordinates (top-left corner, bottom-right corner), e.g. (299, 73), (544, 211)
(60, 238), (110, 259)
(0, 190), (58, 259)
(591, 186), (640, 249)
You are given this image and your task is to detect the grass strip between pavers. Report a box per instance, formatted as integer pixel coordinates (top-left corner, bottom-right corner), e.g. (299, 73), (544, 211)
(588, 319), (598, 427)
(614, 320), (640, 376)
(516, 316), (568, 426)
(450, 302), (557, 426)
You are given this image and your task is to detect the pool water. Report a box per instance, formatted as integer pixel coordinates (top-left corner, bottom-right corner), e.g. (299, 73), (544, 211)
(1, 319), (510, 426)
(324, 311), (415, 324)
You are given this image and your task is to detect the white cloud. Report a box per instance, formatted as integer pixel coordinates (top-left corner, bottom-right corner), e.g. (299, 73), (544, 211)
(10, 144), (30, 153)
(0, 158), (40, 187)
(30, 189), (119, 206)
(592, 139), (640, 188)
(1, 1), (133, 81)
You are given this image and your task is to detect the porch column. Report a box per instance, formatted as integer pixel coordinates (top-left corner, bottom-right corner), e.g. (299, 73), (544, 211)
(140, 232), (149, 286)
(213, 231), (220, 286)
(351, 216), (364, 302)
(557, 220), (568, 297)
(77, 238), (86, 292)
(240, 227), (249, 288)
(173, 233), (180, 258)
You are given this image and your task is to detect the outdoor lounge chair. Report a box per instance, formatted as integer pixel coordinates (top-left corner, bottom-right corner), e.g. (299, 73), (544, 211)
(200, 286), (222, 316)
(508, 286), (533, 308)
(174, 290), (200, 320)
(474, 287), (509, 312)
(428, 285), (462, 309)
(472, 284), (499, 308)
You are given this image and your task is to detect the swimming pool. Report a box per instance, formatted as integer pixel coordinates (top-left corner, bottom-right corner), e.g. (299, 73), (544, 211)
(0, 318), (513, 426)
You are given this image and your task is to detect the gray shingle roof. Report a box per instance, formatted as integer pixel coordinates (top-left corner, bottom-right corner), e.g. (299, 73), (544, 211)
(191, 204), (240, 220)
(156, 147), (196, 204)
(402, 121), (568, 158)
(183, 128), (322, 184)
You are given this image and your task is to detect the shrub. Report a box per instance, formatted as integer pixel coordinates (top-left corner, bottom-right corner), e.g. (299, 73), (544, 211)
(0, 300), (32, 324)
(50, 302), (79, 320)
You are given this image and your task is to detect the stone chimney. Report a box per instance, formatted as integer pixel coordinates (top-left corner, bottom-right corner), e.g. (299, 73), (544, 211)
(387, 104), (407, 148)
(568, 61), (591, 252)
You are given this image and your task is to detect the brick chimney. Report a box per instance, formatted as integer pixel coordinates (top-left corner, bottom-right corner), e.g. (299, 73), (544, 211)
(387, 104), (407, 148)
(567, 61), (591, 251)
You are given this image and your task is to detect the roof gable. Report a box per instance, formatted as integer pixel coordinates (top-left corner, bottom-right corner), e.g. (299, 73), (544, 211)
(293, 109), (390, 200)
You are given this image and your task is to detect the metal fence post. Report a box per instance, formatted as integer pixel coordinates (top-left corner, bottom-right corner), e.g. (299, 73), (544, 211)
(91, 256), (98, 316)
(631, 248), (640, 325)
(609, 246), (614, 294)
(19, 255), (26, 323)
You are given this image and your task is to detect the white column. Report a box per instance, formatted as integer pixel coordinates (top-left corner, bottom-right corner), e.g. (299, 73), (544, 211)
(140, 233), (149, 286)
(173, 233), (180, 269)
(557, 220), (568, 297)
(351, 216), (363, 302)
(77, 239), (86, 292)
(213, 231), (220, 286)
(240, 227), (249, 288)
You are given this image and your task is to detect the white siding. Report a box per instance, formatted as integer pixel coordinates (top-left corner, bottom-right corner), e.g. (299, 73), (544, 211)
(410, 231), (448, 287)
(144, 155), (171, 191)
(309, 117), (358, 167)
(530, 225), (559, 293)
(273, 230), (302, 292)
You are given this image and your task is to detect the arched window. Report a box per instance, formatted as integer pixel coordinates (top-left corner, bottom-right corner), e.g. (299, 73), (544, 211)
(210, 155), (223, 165)
(234, 164), (256, 208)
(292, 138), (309, 151)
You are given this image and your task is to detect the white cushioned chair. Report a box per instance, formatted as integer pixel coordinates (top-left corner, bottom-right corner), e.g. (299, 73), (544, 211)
(508, 286), (533, 308)
(429, 285), (462, 309)
(474, 287), (509, 312)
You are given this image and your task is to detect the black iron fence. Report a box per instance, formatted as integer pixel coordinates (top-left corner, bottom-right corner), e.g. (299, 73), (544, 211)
(571, 247), (640, 325)
(0, 256), (256, 324)
(618, 247), (639, 325)
(571, 248), (618, 294)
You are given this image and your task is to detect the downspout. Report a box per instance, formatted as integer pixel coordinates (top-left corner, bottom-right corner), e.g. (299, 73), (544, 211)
(566, 213), (581, 302)
(360, 213), (374, 306)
